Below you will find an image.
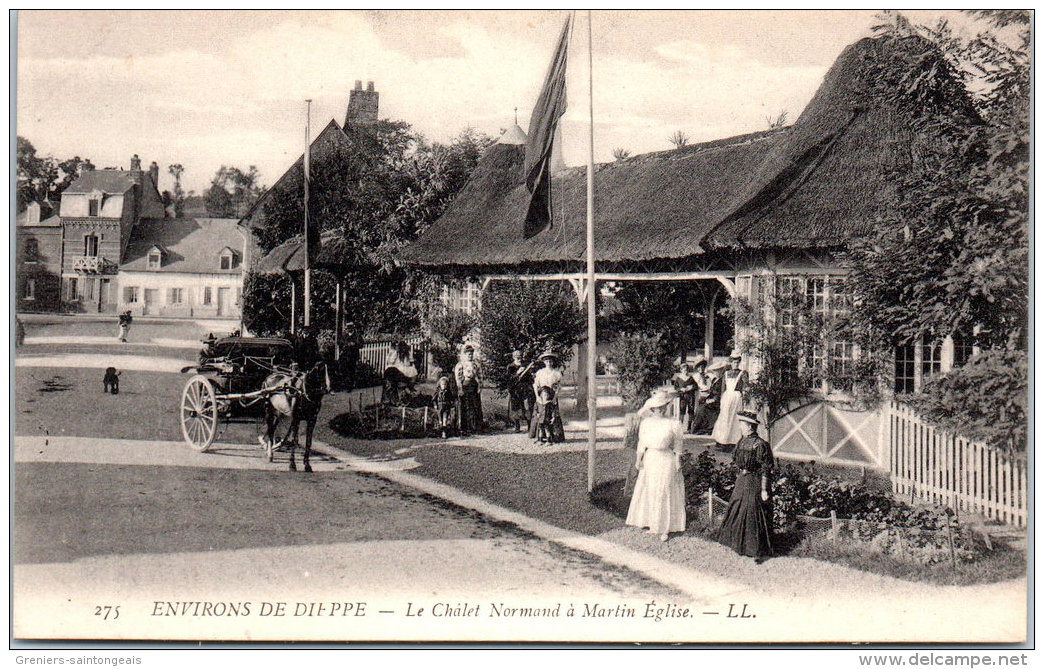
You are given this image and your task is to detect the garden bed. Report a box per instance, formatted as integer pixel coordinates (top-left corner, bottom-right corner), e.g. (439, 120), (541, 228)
(591, 450), (1025, 586)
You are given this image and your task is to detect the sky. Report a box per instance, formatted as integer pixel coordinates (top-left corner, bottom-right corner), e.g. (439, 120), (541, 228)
(15, 10), (978, 195)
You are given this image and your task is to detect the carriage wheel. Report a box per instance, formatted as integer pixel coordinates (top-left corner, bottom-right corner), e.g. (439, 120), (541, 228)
(181, 375), (218, 451)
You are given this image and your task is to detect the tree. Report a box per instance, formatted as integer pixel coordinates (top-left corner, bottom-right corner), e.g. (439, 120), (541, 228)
(16, 137), (96, 213)
(840, 12), (1028, 450)
(243, 123), (491, 338)
(845, 11), (1028, 352)
(604, 281), (720, 362)
(168, 164), (186, 217)
(477, 282), (585, 394)
(667, 130), (690, 148)
(203, 165), (264, 218)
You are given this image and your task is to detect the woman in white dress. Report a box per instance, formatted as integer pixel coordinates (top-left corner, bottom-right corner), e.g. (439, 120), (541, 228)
(625, 388), (687, 542)
(711, 352), (749, 448)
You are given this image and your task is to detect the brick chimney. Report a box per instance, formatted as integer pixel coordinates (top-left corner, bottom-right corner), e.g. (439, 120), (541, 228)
(345, 80), (379, 129)
(130, 154), (141, 171)
(149, 161), (159, 188)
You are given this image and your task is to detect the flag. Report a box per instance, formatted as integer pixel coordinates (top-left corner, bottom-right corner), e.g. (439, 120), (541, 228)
(524, 14), (572, 239)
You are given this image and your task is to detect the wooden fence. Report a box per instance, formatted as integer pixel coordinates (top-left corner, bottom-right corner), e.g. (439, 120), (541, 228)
(887, 401), (1027, 528)
(359, 335), (429, 379)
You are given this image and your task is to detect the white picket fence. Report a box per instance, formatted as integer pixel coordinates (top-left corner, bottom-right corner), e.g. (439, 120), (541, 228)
(359, 335), (428, 378)
(887, 401), (1027, 528)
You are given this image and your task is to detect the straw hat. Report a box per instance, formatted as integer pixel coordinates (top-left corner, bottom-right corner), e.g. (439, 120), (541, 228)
(640, 388), (677, 413)
(539, 349), (559, 361)
(737, 410), (760, 425)
(690, 355), (707, 369)
(729, 349), (743, 360)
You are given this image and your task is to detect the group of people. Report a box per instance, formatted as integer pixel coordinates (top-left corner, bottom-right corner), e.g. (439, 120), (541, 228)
(624, 354), (774, 562)
(430, 344), (486, 438)
(507, 349), (566, 444)
(669, 351), (750, 450)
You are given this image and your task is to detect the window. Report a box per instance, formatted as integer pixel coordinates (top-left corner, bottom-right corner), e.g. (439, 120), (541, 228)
(85, 278), (96, 301)
(235, 287), (242, 306)
(168, 288), (184, 304)
(220, 252), (235, 270)
(23, 238), (39, 263)
(439, 282), (483, 315)
(88, 198), (100, 217)
(67, 278), (78, 301)
(777, 277), (803, 328)
(124, 286), (139, 304)
(894, 337), (943, 393)
(147, 251), (162, 270)
(806, 276), (828, 315)
(952, 333), (975, 368)
(830, 340), (855, 392)
(895, 344), (916, 393)
(23, 278), (35, 300)
(921, 339), (942, 382)
(84, 235), (99, 257)
(202, 287), (212, 305)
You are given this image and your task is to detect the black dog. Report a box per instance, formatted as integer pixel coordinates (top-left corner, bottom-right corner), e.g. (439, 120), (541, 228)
(103, 367), (120, 395)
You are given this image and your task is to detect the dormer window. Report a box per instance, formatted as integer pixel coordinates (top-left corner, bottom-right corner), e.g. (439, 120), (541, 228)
(219, 247), (238, 270)
(88, 190), (103, 217)
(147, 246), (163, 270)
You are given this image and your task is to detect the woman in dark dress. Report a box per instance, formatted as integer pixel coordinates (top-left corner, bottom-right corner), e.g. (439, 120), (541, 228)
(717, 410), (774, 561)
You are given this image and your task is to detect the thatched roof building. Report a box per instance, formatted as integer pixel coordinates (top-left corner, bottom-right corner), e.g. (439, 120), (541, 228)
(405, 36), (978, 274)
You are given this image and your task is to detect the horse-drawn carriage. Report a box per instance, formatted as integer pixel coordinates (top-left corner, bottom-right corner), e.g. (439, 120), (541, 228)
(179, 336), (330, 470)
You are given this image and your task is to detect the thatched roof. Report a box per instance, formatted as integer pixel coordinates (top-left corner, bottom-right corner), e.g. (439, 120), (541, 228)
(253, 231), (347, 274)
(405, 36), (978, 271)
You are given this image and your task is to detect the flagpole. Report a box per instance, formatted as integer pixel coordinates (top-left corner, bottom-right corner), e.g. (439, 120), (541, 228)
(303, 98), (312, 329)
(585, 10), (597, 493)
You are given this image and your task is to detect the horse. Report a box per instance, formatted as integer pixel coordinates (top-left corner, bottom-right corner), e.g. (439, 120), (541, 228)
(260, 361), (331, 472)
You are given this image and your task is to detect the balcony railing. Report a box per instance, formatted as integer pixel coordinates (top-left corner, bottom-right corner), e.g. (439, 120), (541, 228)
(72, 256), (117, 274)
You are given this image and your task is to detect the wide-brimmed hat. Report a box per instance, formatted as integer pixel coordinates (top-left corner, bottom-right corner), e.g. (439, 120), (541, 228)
(539, 349), (559, 361)
(690, 355), (707, 368)
(737, 410), (759, 425)
(462, 344), (475, 353)
(640, 388), (677, 413)
(729, 349), (743, 360)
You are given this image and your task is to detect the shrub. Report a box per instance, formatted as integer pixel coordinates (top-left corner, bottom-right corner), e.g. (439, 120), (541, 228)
(904, 349), (1027, 454)
(477, 282), (584, 393)
(607, 334), (675, 411)
(426, 307), (476, 378)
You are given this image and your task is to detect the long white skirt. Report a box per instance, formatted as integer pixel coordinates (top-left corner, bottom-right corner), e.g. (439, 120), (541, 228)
(711, 389), (743, 445)
(625, 448), (686, 534)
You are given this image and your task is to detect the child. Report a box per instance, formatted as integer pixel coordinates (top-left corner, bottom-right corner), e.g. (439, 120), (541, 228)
(432, 375), (455, 438)
(534, 385), (560, 444)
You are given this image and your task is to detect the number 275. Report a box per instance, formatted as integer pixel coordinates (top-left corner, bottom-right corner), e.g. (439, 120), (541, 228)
(94, 605), (120, 620)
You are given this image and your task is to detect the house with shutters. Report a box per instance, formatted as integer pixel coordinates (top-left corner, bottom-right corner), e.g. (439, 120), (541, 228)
(117, 217), (251, 319)
(15, 154), (253, 320)
(54, 156), (166, 313)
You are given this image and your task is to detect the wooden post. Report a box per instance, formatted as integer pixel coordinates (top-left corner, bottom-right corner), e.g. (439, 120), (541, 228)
(290, 279), (296, 335)
(401, 406), (407, 433)
(830, 509), (838, 542)
(375, 403), (380, 430)
(946, 517), (958, 585)
(423, 406), (429, 432)
(706, 488), (713, 523)
(334, 280), (342, 361)
(704, 294), (716, 363)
